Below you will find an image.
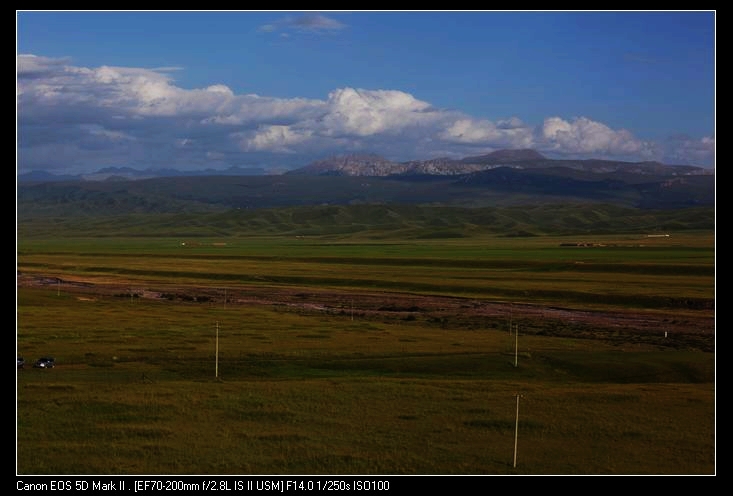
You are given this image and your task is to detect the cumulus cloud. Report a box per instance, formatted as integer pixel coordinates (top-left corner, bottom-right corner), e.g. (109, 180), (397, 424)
(16, 54), (713, 174)
(497, 117), (525, 129)
(17, 53), (70, 77)
(441, 118), (534, 149)
(239, 125), (313, 153)
(539, 116), (650, 156)
(319, 88), (440, 137)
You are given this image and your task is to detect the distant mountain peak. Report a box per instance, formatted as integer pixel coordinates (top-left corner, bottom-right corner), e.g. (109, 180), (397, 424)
(460, 149), (546, 164)
(283, 148), (711, 179)
(286, 153), (397, 176)
(286, 149), (550, 176)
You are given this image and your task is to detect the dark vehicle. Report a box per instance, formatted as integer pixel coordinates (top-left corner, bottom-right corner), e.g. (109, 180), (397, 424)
(33, 357), (55, 369)
(17, 357), (25, 369)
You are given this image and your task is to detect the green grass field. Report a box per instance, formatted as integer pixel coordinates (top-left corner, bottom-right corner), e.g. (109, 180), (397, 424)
(16, 230), (715, 475)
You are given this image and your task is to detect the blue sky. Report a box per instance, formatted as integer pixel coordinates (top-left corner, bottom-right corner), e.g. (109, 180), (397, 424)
(17, 10), (716, 175)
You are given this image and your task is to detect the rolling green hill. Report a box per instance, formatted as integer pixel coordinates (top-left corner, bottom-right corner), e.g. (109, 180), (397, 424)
(17, 201), (714, 240)
(17, 169), (714, 239)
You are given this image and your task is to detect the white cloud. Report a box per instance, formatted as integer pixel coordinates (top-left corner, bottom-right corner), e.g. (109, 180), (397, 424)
(240, 125), (313, 153)
(539, 116), (649, 156)
(205, 84), (234, 96)
(17, 53), (69, 77)
(660, 135), (715, 166)
(319, 88), (438, 137)
(290, 14), (346, 32)
(259, 14), (346, 35)
(17, 54), (714, 174)
(497, 117), (525, 129)
(441, 118), (534, 149)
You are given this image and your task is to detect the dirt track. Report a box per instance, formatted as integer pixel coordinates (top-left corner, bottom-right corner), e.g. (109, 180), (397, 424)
(18, 273), (715, 352)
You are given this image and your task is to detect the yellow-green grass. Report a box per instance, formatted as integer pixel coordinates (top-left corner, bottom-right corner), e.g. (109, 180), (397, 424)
(17, 232), (714, 312)
(18, 374), (714, 475)
(17, 232), (715, 474)
(18, 291), (714, 474)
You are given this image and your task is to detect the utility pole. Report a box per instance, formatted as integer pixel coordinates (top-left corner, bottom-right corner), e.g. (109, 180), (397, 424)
(513, 393), (522, 468)
(514, 324), (519, 368)
(215, 321), (219, 378)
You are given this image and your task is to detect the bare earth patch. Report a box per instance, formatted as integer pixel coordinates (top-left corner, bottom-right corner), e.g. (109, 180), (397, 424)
(18, 273), (715, 352)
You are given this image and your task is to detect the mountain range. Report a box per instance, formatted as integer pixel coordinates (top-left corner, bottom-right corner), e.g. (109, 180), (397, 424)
(18, 149), (712, 184)
(17, 149), (715, 215)
(17, 165), (268, 183)
(285, 149), (710, 177)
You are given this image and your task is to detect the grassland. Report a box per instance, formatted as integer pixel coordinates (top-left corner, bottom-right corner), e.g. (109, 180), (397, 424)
(16, 221), (715, 475)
